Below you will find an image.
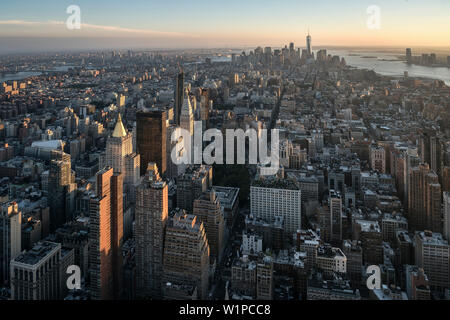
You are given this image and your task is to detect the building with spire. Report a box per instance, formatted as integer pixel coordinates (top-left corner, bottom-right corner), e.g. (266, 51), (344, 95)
(306, 30), (312, 57)
(100, 114), (140, 207)
(179, 89), (194, 164)
(180, 88), (194, 139)
(112, 113), (127, 138)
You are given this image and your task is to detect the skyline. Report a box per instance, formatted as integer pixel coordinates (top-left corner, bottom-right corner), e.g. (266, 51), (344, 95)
(1, 2), (450, 303)
(1, 0), (450, 53)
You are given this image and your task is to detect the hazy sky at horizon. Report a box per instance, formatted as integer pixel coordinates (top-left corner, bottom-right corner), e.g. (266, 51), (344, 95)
(1, 0), (449, 53)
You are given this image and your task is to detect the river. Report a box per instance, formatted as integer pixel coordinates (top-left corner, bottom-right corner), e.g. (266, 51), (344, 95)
(329, 49), (450, 85)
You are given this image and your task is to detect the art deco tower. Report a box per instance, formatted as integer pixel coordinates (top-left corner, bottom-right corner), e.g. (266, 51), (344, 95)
(101, 114), (140, 206)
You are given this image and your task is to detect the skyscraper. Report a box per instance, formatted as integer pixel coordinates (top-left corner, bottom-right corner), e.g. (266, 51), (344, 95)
(306, 30), (312, 57)
(100, 114), (140, 206)
(193, 189), (225, 262)
(250, 179), (301, 235)
(167, 125), (187, 179)
(329, 190), (343, 245)
(0, 202), (21, 286)
(162, 210), (210, 299)
(180, 88), (194, 163)
(443, 166), (450, 192)
(48, 151), (75, 232)
(414, 231), (450, 292)
(419, 132), (444, 182)
(89, 167), (123, 300)
(289, 42), (295, 60)
(180, 89), (194, 140)
(406, 48), (412, 63)
(10, 241), (72, 300)
(408, 164), (442, 233)
(430, 135), (444, 182)
(200, 89), (210, 129)
(135, 163), (168, 298)
(136, 109), (167, 176)
(104, 113), (132, 174)
(110, 172), (124, 298)
(174, 70), (185, 125)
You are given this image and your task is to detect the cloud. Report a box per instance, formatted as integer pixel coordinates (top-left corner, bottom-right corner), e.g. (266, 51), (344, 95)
(0, 20), (196, 38)
(0, 20), (45, 25)
(80, 23), (193, 37)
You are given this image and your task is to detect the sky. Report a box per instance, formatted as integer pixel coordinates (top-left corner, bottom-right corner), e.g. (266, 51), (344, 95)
(0, 0), (449, 53)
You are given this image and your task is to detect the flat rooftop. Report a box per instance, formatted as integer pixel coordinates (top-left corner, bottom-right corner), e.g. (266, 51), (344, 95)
(416, 231), (448, 246)
(317, 246), (345, 259)
(212, 186), (239, 208)
(252, 178), (299, 191)
(355, 219), (381, 233)
(13, 241), (60, 266)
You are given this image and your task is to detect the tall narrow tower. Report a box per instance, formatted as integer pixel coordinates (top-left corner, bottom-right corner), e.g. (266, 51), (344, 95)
(175, 70), (185, 125)
(0, 202), (21, 286)
(89, 167), (123, 300)
(48, 151), (75, 231)
(135, 163), (168, 298)
(180, 89), (194, 163)
(180, 88), (194, 138)
(306, 30), (312, 57)
(330, 190), (343, 245)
